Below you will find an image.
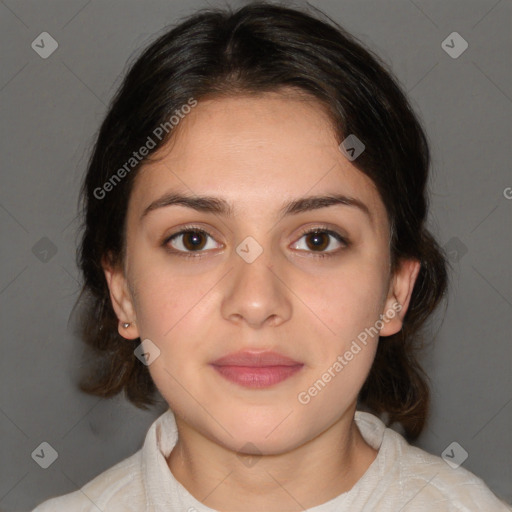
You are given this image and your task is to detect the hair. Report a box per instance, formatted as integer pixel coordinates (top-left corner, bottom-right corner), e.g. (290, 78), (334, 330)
(76, 1), (448, 441)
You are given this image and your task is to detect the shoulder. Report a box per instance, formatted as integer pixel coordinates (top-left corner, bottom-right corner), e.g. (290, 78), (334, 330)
(32, 407), (177, 512)
(354, 411), (512, 511)
(32, 450), (145, 512)
(385, 429), (511, 510)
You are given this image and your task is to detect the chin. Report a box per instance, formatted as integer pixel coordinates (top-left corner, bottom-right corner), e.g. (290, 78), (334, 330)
(224, 432), (302, 457)
(207, 415), (306, 454)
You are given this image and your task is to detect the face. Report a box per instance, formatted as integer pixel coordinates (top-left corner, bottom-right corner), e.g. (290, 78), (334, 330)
(105, 91), (419, 455)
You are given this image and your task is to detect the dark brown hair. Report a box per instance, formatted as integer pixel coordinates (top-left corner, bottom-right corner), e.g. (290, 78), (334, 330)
(76, 1), (448, 441)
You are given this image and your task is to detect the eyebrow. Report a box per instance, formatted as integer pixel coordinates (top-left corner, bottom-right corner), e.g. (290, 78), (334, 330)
(140, 192), (371, 222)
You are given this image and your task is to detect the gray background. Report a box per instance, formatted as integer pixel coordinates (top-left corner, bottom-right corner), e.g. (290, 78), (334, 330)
(0, 0), (511, 510)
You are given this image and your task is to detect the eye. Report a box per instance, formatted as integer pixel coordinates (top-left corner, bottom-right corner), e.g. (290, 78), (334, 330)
(164, 226), (221, 257)
(291, 227), (349, 258)
(163, 225), (349, 259)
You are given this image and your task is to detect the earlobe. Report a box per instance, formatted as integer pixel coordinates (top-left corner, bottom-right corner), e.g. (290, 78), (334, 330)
(379, 258), (421, 337)
(102, 257), (140, 340)
(119, 319), (139, 339)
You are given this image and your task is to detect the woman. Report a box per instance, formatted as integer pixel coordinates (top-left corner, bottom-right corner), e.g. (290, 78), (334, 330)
(33, 2), (511, 510)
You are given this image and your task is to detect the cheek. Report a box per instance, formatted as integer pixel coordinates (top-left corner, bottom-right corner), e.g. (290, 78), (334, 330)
(303, 260), (388, 344)
(129, 263), (218, 370)
(295, 343), (376, 436)
(294, 266), (384, 416)
(132, 273), (212, 410)
(129, 257), (198, 337)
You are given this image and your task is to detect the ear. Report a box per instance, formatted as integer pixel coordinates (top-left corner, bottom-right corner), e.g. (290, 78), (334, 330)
(379, 258), (421, 337)
(102, 255), (140, 340)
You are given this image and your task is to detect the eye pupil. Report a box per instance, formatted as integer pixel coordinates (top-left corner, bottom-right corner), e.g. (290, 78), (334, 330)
(306, 232), (329, 251)
(184, 231), (206, 251)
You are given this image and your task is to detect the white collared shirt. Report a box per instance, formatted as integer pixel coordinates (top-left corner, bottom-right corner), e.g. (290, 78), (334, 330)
(33, 409), (511, 511)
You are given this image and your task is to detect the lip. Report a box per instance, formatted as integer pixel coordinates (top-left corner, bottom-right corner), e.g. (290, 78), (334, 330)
(210, 350), (304, 389)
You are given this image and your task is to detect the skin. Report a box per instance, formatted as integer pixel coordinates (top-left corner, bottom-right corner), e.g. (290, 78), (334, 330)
(103, 91), (421, 511)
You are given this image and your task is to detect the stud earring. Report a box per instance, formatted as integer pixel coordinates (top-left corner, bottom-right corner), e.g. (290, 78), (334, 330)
(122, 322), (131, 329)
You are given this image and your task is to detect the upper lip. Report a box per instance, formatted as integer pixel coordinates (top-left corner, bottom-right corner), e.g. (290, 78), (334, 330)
(210, 350), (303, 367)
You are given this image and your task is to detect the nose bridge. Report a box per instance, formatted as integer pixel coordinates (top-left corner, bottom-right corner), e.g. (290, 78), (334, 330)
(221, 241), (291, 327)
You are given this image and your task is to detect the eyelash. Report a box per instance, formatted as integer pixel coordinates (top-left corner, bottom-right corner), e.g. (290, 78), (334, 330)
(162, 224), (350, 260)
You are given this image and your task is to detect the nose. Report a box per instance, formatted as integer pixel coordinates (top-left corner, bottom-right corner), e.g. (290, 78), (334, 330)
(220, 248), (292, 329)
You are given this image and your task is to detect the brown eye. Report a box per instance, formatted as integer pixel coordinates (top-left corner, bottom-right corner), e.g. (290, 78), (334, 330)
(292, 228), (349, 258)
(165, 228), (220, 255)
(305, 232), (330, 251)
(181, 231), (207, 251)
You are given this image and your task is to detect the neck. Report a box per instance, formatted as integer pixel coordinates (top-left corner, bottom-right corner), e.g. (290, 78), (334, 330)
(167, 405), (378, 511)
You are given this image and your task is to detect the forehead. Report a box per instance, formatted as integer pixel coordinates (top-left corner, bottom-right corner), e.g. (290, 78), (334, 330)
(129, 93), (387, 225)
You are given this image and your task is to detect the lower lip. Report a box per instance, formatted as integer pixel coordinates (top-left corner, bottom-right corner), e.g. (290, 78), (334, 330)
(211, 365), (303, 388)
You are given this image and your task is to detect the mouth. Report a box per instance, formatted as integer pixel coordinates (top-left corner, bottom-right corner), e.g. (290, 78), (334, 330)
(210, 350), (304, 389)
